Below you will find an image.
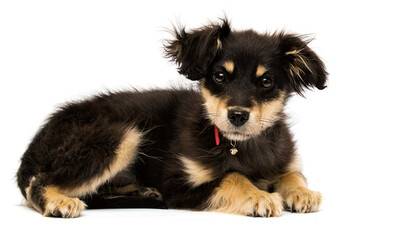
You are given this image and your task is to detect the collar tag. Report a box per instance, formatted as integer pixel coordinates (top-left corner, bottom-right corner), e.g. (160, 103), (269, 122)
(230, 140), (238, 155)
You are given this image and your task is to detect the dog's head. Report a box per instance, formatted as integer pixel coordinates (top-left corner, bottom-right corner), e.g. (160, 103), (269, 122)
(165, 19), (327, 141)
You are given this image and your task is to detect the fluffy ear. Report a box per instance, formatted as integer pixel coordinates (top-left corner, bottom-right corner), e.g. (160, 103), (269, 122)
(165, 19), (231, 80)
(278, 33), (328, 95)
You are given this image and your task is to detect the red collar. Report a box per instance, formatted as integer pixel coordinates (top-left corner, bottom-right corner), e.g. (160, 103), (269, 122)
(214, 125), (238, 155)
(214, 125), (220, 146)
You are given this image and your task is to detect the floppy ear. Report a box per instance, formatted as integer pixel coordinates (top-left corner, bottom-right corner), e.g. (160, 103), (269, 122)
(165, 20), (231, 80)
(278, 33), (328, 95)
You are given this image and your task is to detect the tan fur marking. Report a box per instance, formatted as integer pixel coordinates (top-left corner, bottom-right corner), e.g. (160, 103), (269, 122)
(139, 187), (163, 200)
(289, 65), (305, 81)
(201, 86), (229, 125)
(256, 91), (286, 130)
(223, 61), (235, 74)
(115, 184), (141, 195)
(207, 173), (283, 217)
(285, 49), (302, 56)
(113, 184), (163, 200)
(43, 186), (86, 218)
(201, 84), (287, 141)
(256, 65), (267, 77)
(286, 153), (303, 173)
(61, 128), (142, 197)
(180, 156), (214, 187)
(202, 86), (250, 140)
(275, 172), (322, 213)
(286, 49), (312, 80)
(276, 172), (307, 190)
(216, 38), (222, 50)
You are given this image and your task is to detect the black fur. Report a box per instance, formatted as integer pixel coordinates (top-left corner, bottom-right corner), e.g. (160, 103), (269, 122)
(17, 19), (327, 217)
(165, 20), (231, 80)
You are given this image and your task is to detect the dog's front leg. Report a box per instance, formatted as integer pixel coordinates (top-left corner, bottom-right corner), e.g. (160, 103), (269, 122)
(206, 172), (283, 217)
(275, 172), (322, 213)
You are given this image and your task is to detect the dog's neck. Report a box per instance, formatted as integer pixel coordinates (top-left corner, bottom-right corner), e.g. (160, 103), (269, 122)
(214, 125), (238, 155)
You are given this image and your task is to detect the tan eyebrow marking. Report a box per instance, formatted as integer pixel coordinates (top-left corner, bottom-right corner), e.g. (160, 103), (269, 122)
(223, 61), (235, 74)
(256, 65), (267, 77)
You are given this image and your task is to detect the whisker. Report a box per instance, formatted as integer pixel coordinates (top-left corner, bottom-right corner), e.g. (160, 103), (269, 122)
(260, 118), (276, 123)
(197, 121), (212, 137)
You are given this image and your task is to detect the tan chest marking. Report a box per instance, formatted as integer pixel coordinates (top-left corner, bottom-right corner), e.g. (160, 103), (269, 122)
(180, 156), (214, 187)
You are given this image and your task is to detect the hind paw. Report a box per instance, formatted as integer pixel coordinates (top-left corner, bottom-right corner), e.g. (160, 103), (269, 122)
(114, 184), (163, 200)
(43, 188), (86, 218)
(139, 187), (163, 201)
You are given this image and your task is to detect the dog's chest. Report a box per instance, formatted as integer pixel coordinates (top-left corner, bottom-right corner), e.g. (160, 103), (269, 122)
(219, 143), (282, 180)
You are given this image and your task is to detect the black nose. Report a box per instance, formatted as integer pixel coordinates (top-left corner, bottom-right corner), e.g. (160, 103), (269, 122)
(228, 110), (249, 127)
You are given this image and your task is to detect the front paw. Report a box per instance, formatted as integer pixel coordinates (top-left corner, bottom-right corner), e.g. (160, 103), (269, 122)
(208, 190), (284, 217)
(284, 187), (322, 213)
(207, 172), (284, 217)
(245, 192), (284, 217)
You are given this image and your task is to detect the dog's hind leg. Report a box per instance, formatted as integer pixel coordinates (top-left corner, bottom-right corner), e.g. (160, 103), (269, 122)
(22, 127), (142, 218)
(111, 184), (163, 201)
(25, 176), (87, 218)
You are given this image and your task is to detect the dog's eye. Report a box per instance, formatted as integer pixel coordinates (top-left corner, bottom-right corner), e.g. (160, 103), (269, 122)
(261, 77), (272, 88)
(213, 72), (226, 84)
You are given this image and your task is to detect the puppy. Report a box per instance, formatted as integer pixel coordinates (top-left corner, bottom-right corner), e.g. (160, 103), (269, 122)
(17, 19), (327, 218)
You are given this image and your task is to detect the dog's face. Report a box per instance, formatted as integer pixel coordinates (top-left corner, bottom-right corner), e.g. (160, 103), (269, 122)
(165, 20), (327, 141)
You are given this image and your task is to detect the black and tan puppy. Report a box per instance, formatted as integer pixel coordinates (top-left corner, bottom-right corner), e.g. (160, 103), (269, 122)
(17, 19), (327, 218)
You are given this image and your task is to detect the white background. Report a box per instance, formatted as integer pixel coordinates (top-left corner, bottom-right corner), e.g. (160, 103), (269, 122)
(1, 0), (414, 239)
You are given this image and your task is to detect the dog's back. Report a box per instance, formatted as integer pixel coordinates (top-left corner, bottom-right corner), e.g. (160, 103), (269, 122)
(17, 89), (202, 212)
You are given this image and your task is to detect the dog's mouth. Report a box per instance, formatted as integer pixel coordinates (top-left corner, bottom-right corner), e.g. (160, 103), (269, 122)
(221, 130), (253, 141)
